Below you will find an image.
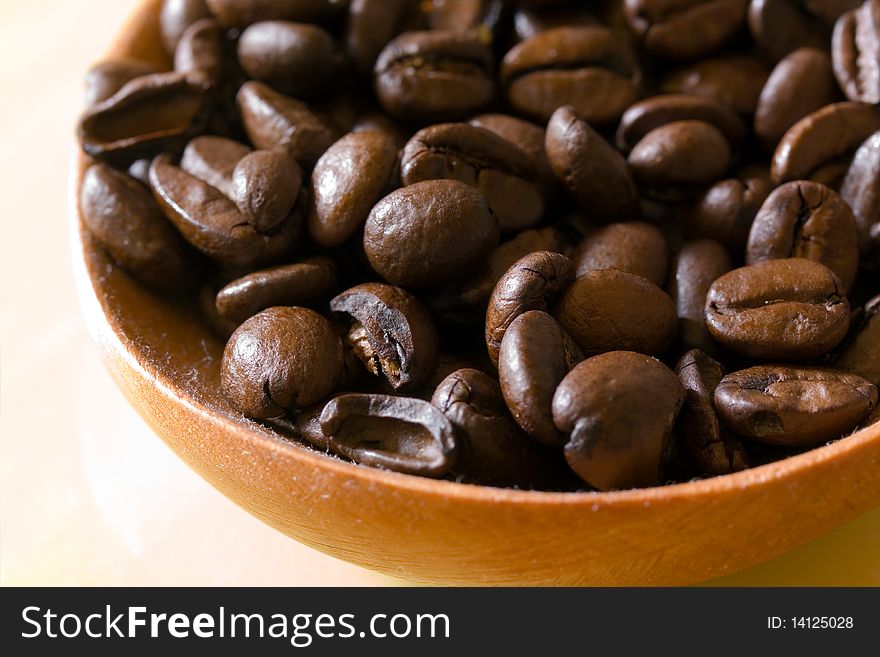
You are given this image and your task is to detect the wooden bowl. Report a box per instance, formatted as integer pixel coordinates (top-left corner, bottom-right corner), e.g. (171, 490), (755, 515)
(72, 0), (880, 586)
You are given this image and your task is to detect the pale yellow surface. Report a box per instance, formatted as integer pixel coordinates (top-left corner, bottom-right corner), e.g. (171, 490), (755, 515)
(1, 0), (877, 587)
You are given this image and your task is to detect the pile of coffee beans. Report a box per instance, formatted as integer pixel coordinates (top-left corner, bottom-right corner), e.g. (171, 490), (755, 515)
(78, 0), (880, 491)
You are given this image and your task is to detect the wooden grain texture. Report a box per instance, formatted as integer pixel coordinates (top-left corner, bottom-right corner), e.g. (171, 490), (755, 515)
(72, 0), (880, 586)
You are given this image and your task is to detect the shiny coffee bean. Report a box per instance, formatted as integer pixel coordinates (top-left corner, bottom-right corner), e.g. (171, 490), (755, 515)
(840, 131), (880, 254)
(174, 18), (224, 87)
(660, 54), (770, 116)
(180, 135), (251, 198)
(705, 258), (851, 360)
(346, 0), (422, 75)
(832, 0), (880, 104)
(748, 0), (829, 61)
(513, 5), (599, 41)
(714, 365), (877, 445)
(553, 351), (685, 490)
(205, 0), (332, 27)
(572, 221), (669, 286)
(426, 0), (506, 35)
(835, 295), (880, 387)
(231, 148), (303, 233)
(84, 59), (157, 105)
(160, 0), (211, 54)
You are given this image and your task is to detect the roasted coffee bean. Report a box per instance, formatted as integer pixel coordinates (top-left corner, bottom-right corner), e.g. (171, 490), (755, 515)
(836, 295), (880, 386)
(238, 21), (341, 100)
(237, 80), (338, 168)
(498, 310), (583, 446)
(771, 101), (880, 184)
(705, 258), (850, 359)
(572, 221), (668, 285)
(174, 18), (224, 86)
(840, 131), (880, 254)
(628, 120), (732, 198)
(309, 130), (398, 247)
(485, 251), (575, 365)
(374, 31), (495, 123)
(295, 403), (332, 451)
(433, 368), (562, 487)
(660, 54), (770, 116)
(554, 269), (678, 356)
(545, 105), (640, 218)
(553, 351), (685, 490)
(714, 365), (877, 445)
(160, 0), (212, 54)
(221, 306), (343, 418)
(330, 282), (439, 392)
(231, 148), (303, 233)
(748, 0), (829, 61)
(668, 239), (733, 354)
(500, 26), (638, 125)
(623, 0), (748, 60)
(149, 153), (301, 267)
(685, 170), (772, 251)
(78, 72), (211, 165)
(215, 256), (336, 323)
(832, 0), (880, 104)
(754, 48), (838, 151)
(205, 0), (332, 27)
(513, 5), (599, 40)
(80, 163), (191, 291)
(747, 181), (859, 289)
(346, 0), (421, 75)
(675, 350), (749, 475)
(617, 93), (746, 154)
(426, 0), (506, 35)
(180, 135), (251, 198)
(400, 123), (543, 232)
(318, 393), (459, 476)
(364, 179), (499, 288)
(84, 59), (158, 105)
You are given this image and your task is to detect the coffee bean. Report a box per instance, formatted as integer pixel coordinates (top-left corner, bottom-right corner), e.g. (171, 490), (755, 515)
(364, 179), (499, 288)
(330, 282), (439, 392)
(160, 0), (211, 54)
(835, 294), (880, 386)
(832, 0), (880, 104)
(747, 181), (859, 289)
(545, 105), (639, 218)
(221, 306), (343, 418)
(231, 148), (303, 233)
(205, 0), (332, 27)
(513, 5), (599, 41)
(374, 31), (495, 123)
(572, 221), (669, 286)
(552, 351), (685, 490)
(554, 269), (678, 356)
(179, 135), (251, 198)
(675, 349), (749, 475)
(705, 258), (850, 359)
(500, 26), (638, 124)
(685, 170), (773, 251)
(748, 0), (829, 61)
(174, 18), (224, 87)
(840, 131), (880, 254)
(498, 310), (583, 446)
(714, 365), (877, 445)
(318, 393), (459, 476)
(485, 251), (575, 365)
(84, 59), (157, 105)
(426, 0), (506, 36)
(400, 123), (543, 232)
(346, 0), (422, 75)
(660, 54), (770, 116)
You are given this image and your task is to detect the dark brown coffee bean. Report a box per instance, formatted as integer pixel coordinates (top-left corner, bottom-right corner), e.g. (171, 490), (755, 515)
(668, 239), (733, 355)
(215, 256), (336, 323)
(754, 48), (839, 151)
(80, 163), (191, 291)
(684, 170), (772, 251)
(840, 131), (880, 254)
(426, 0), (505, 35)
(832, 0), (880, 104)
(714, 365), (877, 445)
(498, 310), (583, 446)
(432, 368), (562, 487)
(221, 306), (343, 418)
(545, 105), (640, 218)
(513, 5), (599, 41)
(346, 0), (422, 75)
(231, 148), (303, 233)
(174, 18), (224, 87)
(237, 81), (338, 168)
(364, 179), (499, 288)
(309, 130), (398, 247)
(554, 269), (678, 356)
(748, 0), (829, 61)
(572, 221), (668, 285)
(771, 101), (880, 184)
(500, 26), (638, 125)
(616, 93), (746, 154)
(319, 393), (459, 477)
(295, 403), (332, 451)
(78, 72), (211, 165)
(675, 350), (749, 475)
(836, 295), (880, 386)
(553, 351), (685, 490)
(180, 135), (251, 198)
(149, 153), (301, 267)
(160, 0), (212, 54)
(330, 282), (439, 392)
(400, 123), (543, 232)
(660, 54), (770, 116)
(84, 59), (158, 106)
(205, 0), (332, 27)
(628, 120), (732, 198)
(623, 0), (748, 60)
(747, 181), (859, 289)
(374, 31), (495, 123)
(705, 258), (851, 359)
(485, 251), (575, 365)
(237, 21), (341, 100)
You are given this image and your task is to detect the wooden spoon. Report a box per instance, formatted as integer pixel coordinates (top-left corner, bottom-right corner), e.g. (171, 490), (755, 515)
(71, 0), (880, 586)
